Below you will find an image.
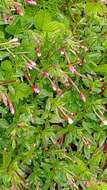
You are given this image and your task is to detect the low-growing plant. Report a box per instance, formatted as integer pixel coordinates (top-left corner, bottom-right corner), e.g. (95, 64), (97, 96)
(0, 0), (107, 190)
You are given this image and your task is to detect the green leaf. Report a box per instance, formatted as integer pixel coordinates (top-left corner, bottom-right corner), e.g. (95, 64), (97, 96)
(34, 10), (52, 31)
(85, 2), (103, 15)
(1, 60), (12, 71)
(0, 51), (9, 61)
(95, 64), (107, 73)
(43, 21), (66, 32)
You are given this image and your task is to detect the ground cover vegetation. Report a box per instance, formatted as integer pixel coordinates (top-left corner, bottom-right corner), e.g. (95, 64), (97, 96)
(0, 0), (107, 189)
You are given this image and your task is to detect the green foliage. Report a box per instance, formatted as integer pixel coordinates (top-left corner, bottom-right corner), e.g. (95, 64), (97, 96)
(0, 0), (107, 190)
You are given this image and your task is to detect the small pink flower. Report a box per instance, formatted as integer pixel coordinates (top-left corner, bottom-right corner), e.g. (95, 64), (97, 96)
(32, 84), (40, 94)
(9, 102), (15, 115)
(25, 0), (37, 5)
(26, 61), (36, 70)
(80, 92), (86, 102)
(69, 65), (77, 74)
(42, 71), (49, 78)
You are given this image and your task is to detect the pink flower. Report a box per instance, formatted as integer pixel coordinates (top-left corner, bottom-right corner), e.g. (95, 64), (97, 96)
(32, 84), (40, 94)
(42, 71), (49, 78)
(25, 0), (37, 5)
(69, 65), (77, 74)
(80, 92), (86, 102)
(26, 61), (36, 70)
(9, 102), (15, 115)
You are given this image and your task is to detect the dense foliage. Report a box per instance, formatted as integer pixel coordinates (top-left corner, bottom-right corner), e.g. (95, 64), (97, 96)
(0, 0), (107, 189)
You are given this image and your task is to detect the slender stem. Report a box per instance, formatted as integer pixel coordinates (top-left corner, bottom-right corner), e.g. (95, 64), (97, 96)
(23, 71), (32, 86)
(6, 48), (15, 58)
(0, 80), (16, 86)
(93, 106), (103, 121)
(69, 77), (80, 93)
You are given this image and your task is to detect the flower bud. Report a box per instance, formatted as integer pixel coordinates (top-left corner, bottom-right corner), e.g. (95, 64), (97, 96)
(80, 92), (86, 102)
(67, 117), (74, 124)
(2, 14), (7, 24)
(35, 47), (41, 57)
(16, 7), (23, 16)
(82, 137), (90, 148)
(51, 82), (57, 91)
(9, 38), (19, 45)
(9, 101), (15, 115)
(62, 77), (70, 88)
(9, 16), (14, 24)
(102, 119), (107, 126)
(59, 48), (65, 55)
(26, 61), (36, 70)
(56, 88), (63, 96)
(32, 84), (40, 94)
(25, 0), (37, 5)
(42, 71), (49, 78)
(84, 181), (91, 187)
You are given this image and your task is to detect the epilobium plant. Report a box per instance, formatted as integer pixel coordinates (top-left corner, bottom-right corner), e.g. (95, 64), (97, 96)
(0, 0), (107, 189)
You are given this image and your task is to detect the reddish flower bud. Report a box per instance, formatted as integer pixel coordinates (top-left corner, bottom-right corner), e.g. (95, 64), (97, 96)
(35, 47), (41, 57)
(2, 14), (7, 24)
(16, 7), (23, 16)
(59, 47), (65, 55)
(56, 88), (63, 96)
(80, 92), (86, 102)
(9, 16), (14, 24)
(32, 84), (40, 94)
(42, 71), (49, 78)
(25, 0), (37, 5)
(63, 78), (70, 88)
(84, 181), (91, 187)
(69, 65), (77, 74)
(9, 101), (15, 115)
